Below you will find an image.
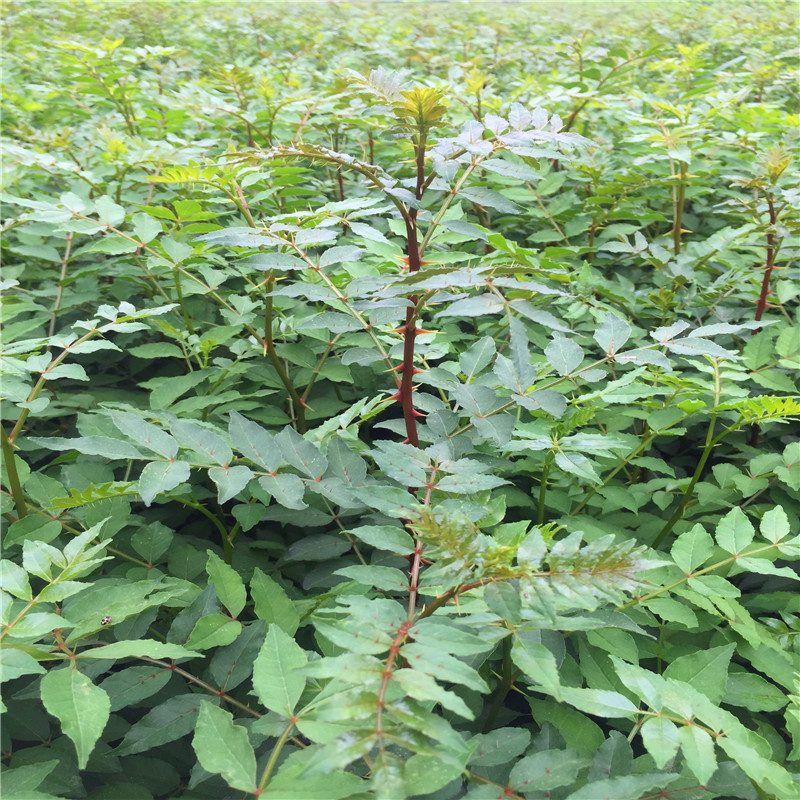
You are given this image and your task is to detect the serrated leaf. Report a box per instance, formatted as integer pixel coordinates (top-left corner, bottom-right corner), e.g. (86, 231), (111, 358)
(81, 640), (200, 660)
(209, 464), (253, 504)
(238, 252), (307, 271)
(111, 411), (178, 459)
(715, 507), (755, 554)
(671, 524), (713, 573)
(663, 643), (735, 705)
(252, 624), (307, 716)
(170, 419), (232, 466)
(137, 460), (190, 506)
(250, 568), (299, 635)
(512, 636), (561, 695)
(276, 427), (327, 479)
(229, 410), (282, 472)
(469, 727), (530, 766)
(678, 724), (717, 784)
(185, 614), (241, 650)
(116, 693), (204, 755)
(459, 186), (520, 214)
(593, 313), (631, 356)
(319, 245), (363, 267)
(639, 716), (680, 768)
(1, 647), (46, 681)
(667, 337), (734, 359)
(259, 473), (307, 510)
(760, 506), (790, 543)
(565, 773), (680, 800)
(40, 667), (110, 769)
(510, 748), (586, 791)
(558, 687), (638, 718)
(193, 702), (257, 793)
(30, 436), (143, 460)
(206, 551), (247, 617)
(545, 334), (583, 375)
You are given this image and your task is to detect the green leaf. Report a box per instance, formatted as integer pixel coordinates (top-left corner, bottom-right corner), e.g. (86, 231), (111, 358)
(671, 524), (713, 573)
(131, 212), (162, 244)
(663, 643), (735, 705)
(459, 336), (496, 379)
(545, 334), (584, 375)
(404, 752), (464, 796)
(512, 636), (561, 695)
(565, 773), (680, 800)
(725, 672), (788, 712)
(436, 472), (508, 493)
(510, 748), (586, 792)
(99, 665), (172, 711)
(319, 245), (363, 267)
(1, 647), (46, 681)
(81, 640), (200, 660)
(760, 505), (790, 543)
(678, 724), (717, 784)
(137, 460), (191, 506)
(558, 687), (638, 718)
(276, 427), (328, 479)
(129, 342), (184, 359)
(459, 186), (520, 214)
(238, 252), (307, 271)
(335, 564), (408, 592)
(715, 507), (755, 554)
(170, 419), (232, 466)
(484, 582), (521, 624)
(468, 727), (530, 766)
(116, 694), (204, 755)
(717, 737), (800, 800)
(0, 760), (59, 798)
(639, 716), (680, 768)
(229, 410), (282, 472)
(192, 702), (257, 793)
(111, 410), (178, 459)
(206, 551), (246, 617)
(30, 435), (143, 459)
(393, 668), (474, 718)
(185, 615), (241, 651)
(1, 559), (32, 599)
(347, 524), (414, 555)
(259, 473), (307, 510)
(40, 667), (110, 769)
(250, 568), (300, 635)
(593, 312), (631, 356)
(252, 624), (307, 716)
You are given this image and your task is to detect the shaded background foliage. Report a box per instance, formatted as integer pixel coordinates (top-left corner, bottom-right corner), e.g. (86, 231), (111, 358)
(1, 1), (799, 799)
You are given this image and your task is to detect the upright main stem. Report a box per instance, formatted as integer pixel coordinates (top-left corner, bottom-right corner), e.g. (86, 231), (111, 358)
(754, 195), (777, 323)
(399, 133), (427, 448)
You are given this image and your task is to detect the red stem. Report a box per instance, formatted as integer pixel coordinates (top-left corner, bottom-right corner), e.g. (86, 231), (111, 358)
(754, 195), (776, 323)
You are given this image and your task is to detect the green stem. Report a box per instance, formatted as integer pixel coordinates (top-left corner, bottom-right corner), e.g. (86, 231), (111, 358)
(9, 329), (98, 444)
(482, 634), (518, 733)
(617, 541), (782, 611)
(419, 159), (483, 256)
(263, 273), (306, 433)
(1, 424), (27, 519)
(173, 497), (233, 562)
(673, 161), (687, 255)
(258, 720), (295, 792)
(651, 424), (720, 549)
(652, 360), (722, 548)
(538, 452), (554, 526)
(173, 269), (195, 335)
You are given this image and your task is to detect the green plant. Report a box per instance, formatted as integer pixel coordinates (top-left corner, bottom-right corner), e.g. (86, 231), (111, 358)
(2, 2), (799, 799)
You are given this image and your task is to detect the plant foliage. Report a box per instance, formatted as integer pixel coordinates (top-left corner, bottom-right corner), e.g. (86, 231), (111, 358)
(2, 2), (799, 799)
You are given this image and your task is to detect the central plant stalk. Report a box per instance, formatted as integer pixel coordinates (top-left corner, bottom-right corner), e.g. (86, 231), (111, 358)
(398, 129), (428, 448)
